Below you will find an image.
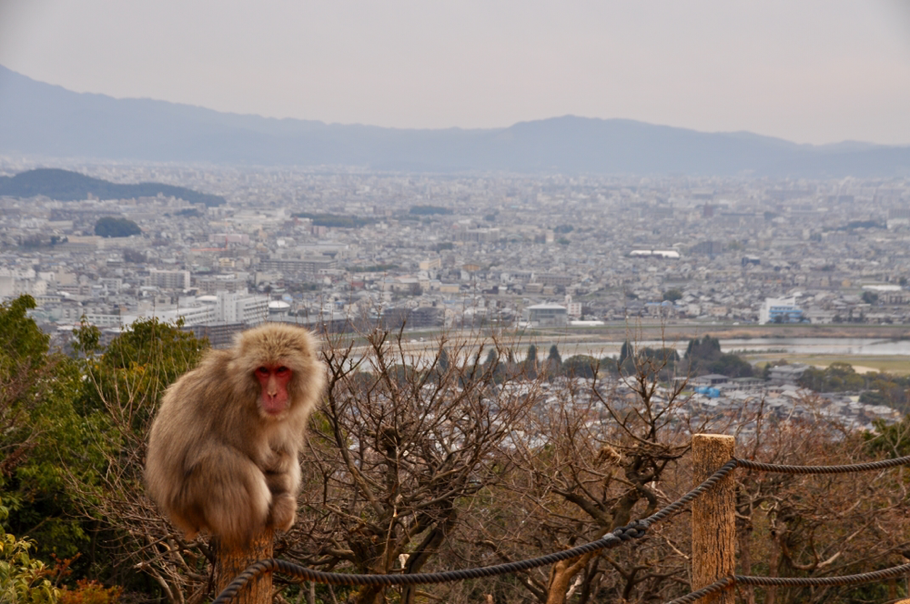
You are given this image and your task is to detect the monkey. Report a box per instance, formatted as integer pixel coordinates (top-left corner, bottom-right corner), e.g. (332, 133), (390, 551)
(145, 323), (326, 548)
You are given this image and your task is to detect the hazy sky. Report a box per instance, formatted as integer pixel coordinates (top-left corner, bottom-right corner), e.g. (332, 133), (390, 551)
(2, 0), (910, 145)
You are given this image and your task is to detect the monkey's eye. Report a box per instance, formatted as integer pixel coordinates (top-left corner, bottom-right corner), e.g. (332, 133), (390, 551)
(275, 366), (290, 375)
(255, 366), (270, 377)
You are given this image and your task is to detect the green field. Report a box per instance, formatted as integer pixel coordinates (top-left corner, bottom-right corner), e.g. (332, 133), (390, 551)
(746, 353), (910, 375)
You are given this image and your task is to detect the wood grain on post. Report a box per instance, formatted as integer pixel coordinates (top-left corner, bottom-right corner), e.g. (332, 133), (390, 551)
(692, 434), (736, 604)
(215, 529), (274, 604)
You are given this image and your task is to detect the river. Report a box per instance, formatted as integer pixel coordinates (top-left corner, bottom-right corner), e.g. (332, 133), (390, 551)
(551, 337), (910, 359)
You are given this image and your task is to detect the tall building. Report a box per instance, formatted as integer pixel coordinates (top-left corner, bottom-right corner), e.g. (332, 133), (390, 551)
(214, 291), (269, 325)
(148, 269), (191, 290)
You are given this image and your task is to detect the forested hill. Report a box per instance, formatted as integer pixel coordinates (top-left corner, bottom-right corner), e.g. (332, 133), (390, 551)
(0, 168), (226, 206)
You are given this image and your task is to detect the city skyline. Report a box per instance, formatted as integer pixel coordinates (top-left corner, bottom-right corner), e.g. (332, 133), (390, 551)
(2, 1), (910, 146)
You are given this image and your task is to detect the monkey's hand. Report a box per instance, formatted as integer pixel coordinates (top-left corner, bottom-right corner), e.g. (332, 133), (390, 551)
(263, 448), (301, 532)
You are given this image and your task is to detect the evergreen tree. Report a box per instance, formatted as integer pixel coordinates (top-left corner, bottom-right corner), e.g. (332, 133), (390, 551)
(619, 340), (633, 367)
(523, 345), (538, 378)
(438, 348), (450, 373)
(547, 344), (562, 366)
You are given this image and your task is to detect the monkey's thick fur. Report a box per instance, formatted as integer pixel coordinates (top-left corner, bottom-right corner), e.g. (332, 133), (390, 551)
(145, 324), (326, 547)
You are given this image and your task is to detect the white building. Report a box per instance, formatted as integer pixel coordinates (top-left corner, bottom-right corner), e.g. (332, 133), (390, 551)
(527, 303), (568, 327)
(214, 291), (269, 325)
(148, 269), (191, 290)
(759, 297), (806, 324)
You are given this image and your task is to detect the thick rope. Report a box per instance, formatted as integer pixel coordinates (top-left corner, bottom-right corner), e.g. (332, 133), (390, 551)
(212, 454), (910, 603)
(211, 460), (738, 603)
(735, 454), (910, 474)
(665, 562), (910, 604)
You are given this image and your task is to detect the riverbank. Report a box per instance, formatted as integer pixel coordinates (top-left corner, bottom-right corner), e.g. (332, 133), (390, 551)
(530, 322), (910, 342)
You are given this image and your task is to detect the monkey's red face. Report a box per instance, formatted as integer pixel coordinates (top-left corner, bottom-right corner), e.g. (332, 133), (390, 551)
(255, 365), (292, 416)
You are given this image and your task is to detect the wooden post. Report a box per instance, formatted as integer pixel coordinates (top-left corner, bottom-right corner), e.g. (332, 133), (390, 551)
(692, 434), (736, 604)
(215, 529), (274, 604)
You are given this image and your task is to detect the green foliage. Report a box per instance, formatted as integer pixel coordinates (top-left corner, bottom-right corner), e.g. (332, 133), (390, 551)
(544, 344), (562, 375)
(0, 297), (95, 560)
(800, 364), (909, 412)
(348, 264), (398, 272)
(859, 390), (887, 406)
(0, 531), (61, 604)
(523, 345), (538, 379)
(58, 320), (209, 596)
(618, 341), (632, 367)
(76, 318), (207, 424)
(0, 295), (48, 362)
(866, 415), (910, 458)
(681, 335), (753, 377)
(409, 205), (452, 215)
(707, 353), (753, 378)
(553, 224), (573, 234)
(798, 362), (866, 392)
(836, 220), (885, 231)
(861, 291), (878, 305)
(640, 347), (680, 364)
(684, 335), (721, 361)
(684, 335), (720, 374)
(561, 355), (598, 378)
(484, 349), (498, 367)
(93, 217), (140, 238)
(555, 237), (570, 246)
(546, 345), (561, 365)
(662, 288), (683, 302)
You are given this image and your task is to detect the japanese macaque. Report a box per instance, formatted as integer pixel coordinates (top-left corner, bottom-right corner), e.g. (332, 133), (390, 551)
(145, 324), (326, 548)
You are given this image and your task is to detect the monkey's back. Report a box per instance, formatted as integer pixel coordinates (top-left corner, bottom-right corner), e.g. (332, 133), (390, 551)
(145, 350), (265, 530)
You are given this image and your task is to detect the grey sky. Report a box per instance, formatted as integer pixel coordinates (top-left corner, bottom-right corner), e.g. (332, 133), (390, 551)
(2, 0), (910, 145)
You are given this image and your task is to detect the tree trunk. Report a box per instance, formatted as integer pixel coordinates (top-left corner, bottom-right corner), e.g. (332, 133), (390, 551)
(215, 529), (274, 604)
(692, 434), (735, 604)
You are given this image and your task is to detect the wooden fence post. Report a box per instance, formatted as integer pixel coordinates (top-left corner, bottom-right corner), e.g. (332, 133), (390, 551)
(692, 434), (736, 604)
(215, 528), (274, 604)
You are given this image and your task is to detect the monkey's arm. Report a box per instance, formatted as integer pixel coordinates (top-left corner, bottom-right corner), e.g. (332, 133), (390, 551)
(262, 447), (301, 532)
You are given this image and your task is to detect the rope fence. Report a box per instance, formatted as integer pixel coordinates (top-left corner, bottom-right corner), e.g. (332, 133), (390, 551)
(212, 452), (910, 604)
(666, 563), (910, 604)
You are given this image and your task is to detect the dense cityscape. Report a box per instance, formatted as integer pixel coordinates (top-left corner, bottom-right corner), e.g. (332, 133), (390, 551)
(3, 161), (910, 330)
(2, 159), (908, 432)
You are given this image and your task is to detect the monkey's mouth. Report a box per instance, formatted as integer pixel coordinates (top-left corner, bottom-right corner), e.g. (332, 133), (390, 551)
(262, 399), (288, 416)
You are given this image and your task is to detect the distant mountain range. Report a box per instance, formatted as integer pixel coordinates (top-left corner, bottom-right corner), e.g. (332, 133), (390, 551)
(0, 168), (226, 205)
(1, 64), (909, 177)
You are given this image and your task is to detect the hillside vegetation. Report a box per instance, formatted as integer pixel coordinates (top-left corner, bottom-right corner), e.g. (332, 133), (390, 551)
(1, 295), (908, 603)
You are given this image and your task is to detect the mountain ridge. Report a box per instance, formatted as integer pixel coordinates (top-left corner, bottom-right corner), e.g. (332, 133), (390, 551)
(1, 64), (908, 177)
(0, 168), (226, 205)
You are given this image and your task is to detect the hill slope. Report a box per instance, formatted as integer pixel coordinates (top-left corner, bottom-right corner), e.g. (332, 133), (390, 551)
(1, 65), (908, 176)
